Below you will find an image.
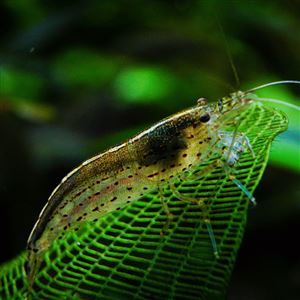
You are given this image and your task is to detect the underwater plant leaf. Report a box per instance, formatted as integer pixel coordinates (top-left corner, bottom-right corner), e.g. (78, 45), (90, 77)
(0, 103), (288, 300)
(0, 252), (28, 299)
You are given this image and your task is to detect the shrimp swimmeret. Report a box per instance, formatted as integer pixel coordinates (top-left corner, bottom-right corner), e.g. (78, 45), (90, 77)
(26, 80), (300, 281)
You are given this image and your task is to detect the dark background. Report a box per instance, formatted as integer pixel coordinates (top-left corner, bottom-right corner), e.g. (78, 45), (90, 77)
(0, 1), (299, 299)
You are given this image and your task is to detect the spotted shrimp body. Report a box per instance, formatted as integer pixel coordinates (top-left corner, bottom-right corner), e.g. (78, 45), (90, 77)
(26, 90), (260, 280)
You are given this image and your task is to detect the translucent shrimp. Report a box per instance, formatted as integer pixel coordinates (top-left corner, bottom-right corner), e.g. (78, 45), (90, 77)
(26, 80), (300, 280)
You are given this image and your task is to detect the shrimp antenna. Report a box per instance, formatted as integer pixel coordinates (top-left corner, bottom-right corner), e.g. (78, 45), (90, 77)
(216, 16), (240, 89)
(255, 97), (300, 111)
(245, 80), (300, 112)
(246, 80), (300, 93)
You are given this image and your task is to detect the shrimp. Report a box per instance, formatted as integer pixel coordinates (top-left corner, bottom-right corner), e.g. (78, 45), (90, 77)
(26, 80), (300, 281)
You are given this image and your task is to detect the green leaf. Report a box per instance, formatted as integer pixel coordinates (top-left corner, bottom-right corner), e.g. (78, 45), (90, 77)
(0, 103), (288, 299)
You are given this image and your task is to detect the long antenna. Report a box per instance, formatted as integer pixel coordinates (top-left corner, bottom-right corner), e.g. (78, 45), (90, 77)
(256, 97), (300, 111)
(246, 80), (300, 93)
(216, 18), (240, 89)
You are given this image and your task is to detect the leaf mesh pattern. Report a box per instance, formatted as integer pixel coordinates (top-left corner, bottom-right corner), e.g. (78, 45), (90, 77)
(0, 104), (288, 300)
(0, 252), (28, 299)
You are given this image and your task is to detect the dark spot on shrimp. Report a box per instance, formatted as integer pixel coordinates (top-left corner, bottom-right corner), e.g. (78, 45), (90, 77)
(138, 123), (187, 166)
(148, 172), (159, 178)
(75, 190), (84, 197)
(110, 196), (117, 202)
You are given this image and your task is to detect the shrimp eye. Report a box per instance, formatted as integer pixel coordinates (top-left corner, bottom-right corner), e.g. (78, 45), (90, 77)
(199, 113), (210, 123)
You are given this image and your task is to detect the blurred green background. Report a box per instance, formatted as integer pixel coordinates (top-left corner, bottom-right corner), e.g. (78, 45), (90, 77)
(0, 1), (299, 299)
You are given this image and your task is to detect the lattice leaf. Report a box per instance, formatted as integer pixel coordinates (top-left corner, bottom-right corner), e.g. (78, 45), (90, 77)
(0, 103), (288, 300)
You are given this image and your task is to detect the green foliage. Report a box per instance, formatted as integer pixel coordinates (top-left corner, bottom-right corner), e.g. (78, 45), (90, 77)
(0, 66), (44, 100)
(115, 66), (177, 104)
(52, 49), (120, 89)
(0, 104), (288, 299)
(0, 252), (27, 299)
